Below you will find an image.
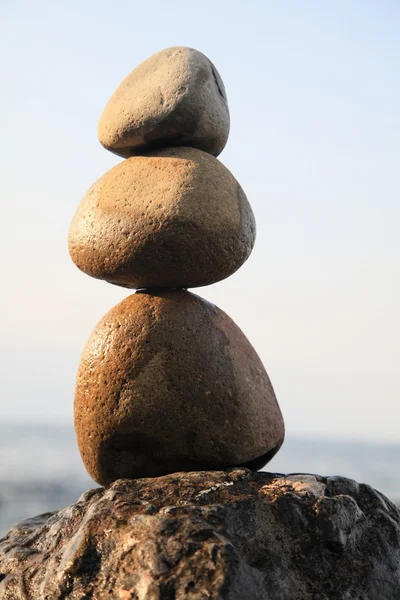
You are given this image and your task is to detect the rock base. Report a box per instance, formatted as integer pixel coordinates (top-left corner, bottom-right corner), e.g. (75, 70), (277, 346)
(0, 469), (399, 599)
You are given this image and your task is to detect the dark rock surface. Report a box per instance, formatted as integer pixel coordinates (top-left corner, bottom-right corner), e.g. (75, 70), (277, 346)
(0, 469), (399, 599)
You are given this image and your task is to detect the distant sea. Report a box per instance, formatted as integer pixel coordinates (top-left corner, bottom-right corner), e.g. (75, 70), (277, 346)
(1, 422), (399, 538)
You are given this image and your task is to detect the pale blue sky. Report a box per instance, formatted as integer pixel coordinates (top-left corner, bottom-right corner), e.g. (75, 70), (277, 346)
(1, 1), (399, 442)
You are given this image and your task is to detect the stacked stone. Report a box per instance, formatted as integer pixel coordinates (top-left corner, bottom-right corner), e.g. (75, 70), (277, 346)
(69, 47), (285, 486)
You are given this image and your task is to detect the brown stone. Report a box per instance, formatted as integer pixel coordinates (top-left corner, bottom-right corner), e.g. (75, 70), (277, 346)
(74, 290), (284, 485)
(98, 46), (229, 158)
(68, 147), (255, 290)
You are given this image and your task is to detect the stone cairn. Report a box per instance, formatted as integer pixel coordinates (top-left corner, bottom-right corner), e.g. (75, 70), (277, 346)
(69, 46), (285, 486)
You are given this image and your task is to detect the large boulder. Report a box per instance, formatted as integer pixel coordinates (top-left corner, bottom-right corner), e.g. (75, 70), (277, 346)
(74, 290), (284, 485)
(0, 469), (399, 599)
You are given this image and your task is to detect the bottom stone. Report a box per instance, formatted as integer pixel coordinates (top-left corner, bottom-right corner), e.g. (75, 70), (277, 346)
(0, 469), (399, 599)
(74, 290), (285, 485)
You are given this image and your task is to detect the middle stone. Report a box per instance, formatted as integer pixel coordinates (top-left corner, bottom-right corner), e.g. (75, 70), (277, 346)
(68, 147), (255, 289)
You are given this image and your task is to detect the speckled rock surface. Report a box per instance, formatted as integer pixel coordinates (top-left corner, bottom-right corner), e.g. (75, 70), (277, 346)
(1, 469), (399, 599)
(74, 290), (284, 485)
(68, 147), (255, 290)
(98, 46), (229, 158)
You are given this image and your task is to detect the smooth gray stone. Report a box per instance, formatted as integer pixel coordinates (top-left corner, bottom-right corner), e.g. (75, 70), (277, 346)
(98, 46), (230, 158)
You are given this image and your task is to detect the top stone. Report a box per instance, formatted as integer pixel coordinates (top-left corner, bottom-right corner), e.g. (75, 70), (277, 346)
(98, 46), (230, 158)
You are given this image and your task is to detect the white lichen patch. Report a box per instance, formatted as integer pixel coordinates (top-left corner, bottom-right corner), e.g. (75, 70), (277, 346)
(195, 481), (234, 500)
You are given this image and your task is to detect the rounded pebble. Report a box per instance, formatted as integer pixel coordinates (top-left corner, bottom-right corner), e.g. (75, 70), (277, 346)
(68, 147), (255, 289)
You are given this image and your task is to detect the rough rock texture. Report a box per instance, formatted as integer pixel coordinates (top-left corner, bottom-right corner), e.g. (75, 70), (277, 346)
(74, 290), (284, 485)
(68, 147), (255, 290)
(1, 469), (399, 599)
(98, 46), (230, 158)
